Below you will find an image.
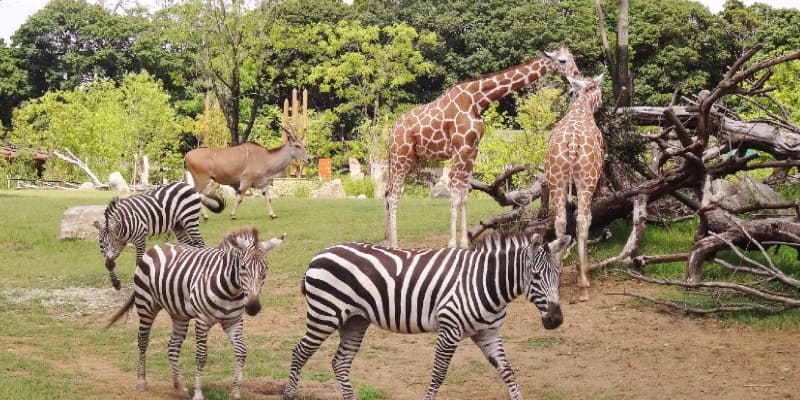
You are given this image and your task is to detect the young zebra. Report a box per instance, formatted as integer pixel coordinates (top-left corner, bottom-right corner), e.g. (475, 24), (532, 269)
(283, 232), (571, 400)
(107, 227), (285, 400)
(93, 181), (224, 290)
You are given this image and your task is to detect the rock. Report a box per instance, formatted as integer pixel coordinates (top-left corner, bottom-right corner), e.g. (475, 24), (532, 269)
(57, 205), (107, 240)
(712, 175), (780, 210)
(108, 172), (129, 192)
(78, 182), (95, 191)
(311, 179), (347, 199)
(349, 157), (364, 180)
(431, 182), (451, 199)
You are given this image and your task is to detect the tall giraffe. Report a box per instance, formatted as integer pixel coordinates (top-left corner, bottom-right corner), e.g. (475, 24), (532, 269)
(385, 46), (582, 248)
(545, 74), (605, 302)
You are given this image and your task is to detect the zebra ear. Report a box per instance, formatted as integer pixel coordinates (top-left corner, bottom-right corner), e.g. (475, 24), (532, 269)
(260, 233), (286, 252)
(93, 220), (103, 231)
(548, 235), (571, 254)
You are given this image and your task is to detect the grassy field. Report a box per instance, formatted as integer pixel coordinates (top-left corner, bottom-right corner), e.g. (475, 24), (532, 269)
(2, 188), (799, 399)
(0, 189), (508, 399)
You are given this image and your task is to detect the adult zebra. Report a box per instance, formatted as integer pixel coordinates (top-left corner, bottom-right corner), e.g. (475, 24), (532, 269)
(93, 181), (224, 290)
(283, 231), (570, 400)
(107, 227), (285, 400)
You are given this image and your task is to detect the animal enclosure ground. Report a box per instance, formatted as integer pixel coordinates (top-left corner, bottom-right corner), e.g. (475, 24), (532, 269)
(8, 277), (798, 400)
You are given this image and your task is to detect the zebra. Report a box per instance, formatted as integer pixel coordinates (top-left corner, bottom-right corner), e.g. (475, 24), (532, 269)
(93, 181), (224, 290)
(283, 231), (571, 400)
(107, 227), (285, 400)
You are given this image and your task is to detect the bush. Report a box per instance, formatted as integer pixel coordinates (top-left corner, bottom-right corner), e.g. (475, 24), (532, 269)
(341, 176), (376, 198)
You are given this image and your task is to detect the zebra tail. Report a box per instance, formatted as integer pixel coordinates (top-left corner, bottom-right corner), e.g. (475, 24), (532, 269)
(107, 293), (135, 328)
(202, 193), (225, 213)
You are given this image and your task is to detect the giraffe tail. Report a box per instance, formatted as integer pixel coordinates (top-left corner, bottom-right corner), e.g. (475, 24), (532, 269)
(107, 293), (135, 328)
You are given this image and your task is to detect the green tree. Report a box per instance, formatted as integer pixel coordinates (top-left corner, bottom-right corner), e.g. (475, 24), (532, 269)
(629, 0), (731, 105)
(9, 72), (183, 182)
(188, 0), (281, 145)
(309, 20), (435, 162)
(12, 0), (137, 98)
(0, 41), (29, 131)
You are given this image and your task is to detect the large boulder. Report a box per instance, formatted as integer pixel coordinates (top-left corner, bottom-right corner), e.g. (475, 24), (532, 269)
(57, 205), (107, 240)
(108, 172), (129, 192)
(711, 175), (781, 210)
(311, 179), (347, 199)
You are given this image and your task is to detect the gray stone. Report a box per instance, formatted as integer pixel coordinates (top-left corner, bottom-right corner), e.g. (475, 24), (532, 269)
(431, 182), (451, 199)
(712, 175), (780, 210)
(311, 179), (347, 199)
(78, 182), (95, 191)
(108, 171), (129, 192)
(57, 205), (107, 240)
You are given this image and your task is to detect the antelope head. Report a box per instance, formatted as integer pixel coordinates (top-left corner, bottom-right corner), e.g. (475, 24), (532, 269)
(280, 124), (310, 165)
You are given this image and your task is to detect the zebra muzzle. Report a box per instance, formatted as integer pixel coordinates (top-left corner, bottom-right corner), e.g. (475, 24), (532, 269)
(104, 257), (116, 271)
(245, 297), (262, 316)
(541, 302), (563, 330)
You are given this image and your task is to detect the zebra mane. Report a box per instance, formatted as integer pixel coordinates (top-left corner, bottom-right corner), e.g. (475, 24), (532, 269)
(473, 230), (538, 252)
(219, 227), (260, 249)
(104, 197), (121, 223)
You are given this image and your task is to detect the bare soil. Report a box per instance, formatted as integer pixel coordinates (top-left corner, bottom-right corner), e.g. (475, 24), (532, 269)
(24, 275), (797, 400)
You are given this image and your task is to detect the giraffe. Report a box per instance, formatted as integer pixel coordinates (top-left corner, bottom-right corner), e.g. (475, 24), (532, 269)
(545, 74), (605, 302)
(385, 46), (582, 248)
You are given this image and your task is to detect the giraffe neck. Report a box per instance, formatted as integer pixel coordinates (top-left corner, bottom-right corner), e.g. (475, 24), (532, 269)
(462, 58), (551, 113)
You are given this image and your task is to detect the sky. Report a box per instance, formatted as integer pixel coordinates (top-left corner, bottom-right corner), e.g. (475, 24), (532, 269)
(1, 0), (799, 44)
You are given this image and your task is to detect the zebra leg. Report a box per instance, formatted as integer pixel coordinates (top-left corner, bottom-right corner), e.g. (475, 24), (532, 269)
(283, 327), (337, 400)
(222, 318), (246, 400)
(425, 328), (461, 400)
(332, 317), (370, 400)
(136, 323), (152, 391)
(192, 319), (212, 400)
(471, 330), (522, 400)
(168, 318), (191, 398)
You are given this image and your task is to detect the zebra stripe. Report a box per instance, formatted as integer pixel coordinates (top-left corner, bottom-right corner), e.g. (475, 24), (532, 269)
(107, 227), (285, 400)
(283, 232), (570, 400)
(94, 181), (224, 290)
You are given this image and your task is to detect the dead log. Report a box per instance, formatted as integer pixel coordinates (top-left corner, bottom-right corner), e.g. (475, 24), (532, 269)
(51, 148), (103, 187)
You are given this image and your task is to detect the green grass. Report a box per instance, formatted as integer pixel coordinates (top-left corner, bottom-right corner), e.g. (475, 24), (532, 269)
(2, 188), (800, 398)
(0, 189), (505, 399)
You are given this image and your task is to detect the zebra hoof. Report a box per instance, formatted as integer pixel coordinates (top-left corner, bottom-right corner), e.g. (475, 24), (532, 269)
(112, 280), (121, 291)
(270, 215), (278, 220)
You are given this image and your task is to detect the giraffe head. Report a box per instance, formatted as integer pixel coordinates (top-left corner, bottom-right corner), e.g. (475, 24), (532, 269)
(542, 45), (582, 79)
(567, 74), (604, 113)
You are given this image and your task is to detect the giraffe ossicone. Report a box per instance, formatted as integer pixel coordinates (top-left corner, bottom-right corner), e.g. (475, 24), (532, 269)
(545, 74), (605, 302)
(385, 46), (582, 248)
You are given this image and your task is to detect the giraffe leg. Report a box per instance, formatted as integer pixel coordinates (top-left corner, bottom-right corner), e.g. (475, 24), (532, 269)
(384, 157), (415, 248)
(471, 329), (521, 400)
(222, 318), (246, 400)
(448, 168), (470, 248)
(332, 317), (370, 400)
(576, 191), (594, 302)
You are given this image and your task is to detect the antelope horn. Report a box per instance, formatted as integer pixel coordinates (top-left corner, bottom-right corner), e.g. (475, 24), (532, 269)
(280, 124), (297, 141)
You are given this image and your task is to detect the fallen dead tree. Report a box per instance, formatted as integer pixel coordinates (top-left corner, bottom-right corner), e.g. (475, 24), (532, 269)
(469, 44), (800, 313)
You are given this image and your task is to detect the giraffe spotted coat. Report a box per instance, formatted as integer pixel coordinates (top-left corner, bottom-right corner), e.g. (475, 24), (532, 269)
(545, 74), (605, 302)
(385, 46), (583, 248)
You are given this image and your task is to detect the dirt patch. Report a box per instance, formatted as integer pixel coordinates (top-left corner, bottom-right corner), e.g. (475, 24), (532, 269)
(9, 278), (799, 399)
